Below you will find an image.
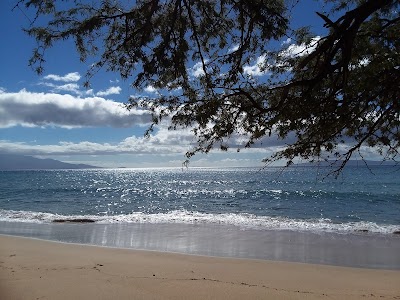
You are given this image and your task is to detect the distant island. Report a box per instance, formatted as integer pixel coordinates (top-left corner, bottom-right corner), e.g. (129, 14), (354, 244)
(0, 154), (101, 170)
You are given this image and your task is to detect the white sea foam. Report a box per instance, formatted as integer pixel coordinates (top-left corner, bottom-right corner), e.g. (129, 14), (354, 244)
(0, 209), (398, 234)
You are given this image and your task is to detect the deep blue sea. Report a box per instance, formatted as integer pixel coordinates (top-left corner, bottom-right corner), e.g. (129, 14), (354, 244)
(1, 166), (399, 234)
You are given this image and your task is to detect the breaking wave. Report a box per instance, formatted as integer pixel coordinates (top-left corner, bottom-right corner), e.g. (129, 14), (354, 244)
(1, 209), (399, 235)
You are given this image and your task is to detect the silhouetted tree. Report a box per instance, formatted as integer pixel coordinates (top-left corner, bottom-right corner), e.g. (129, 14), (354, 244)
(16, 0), (400, 172)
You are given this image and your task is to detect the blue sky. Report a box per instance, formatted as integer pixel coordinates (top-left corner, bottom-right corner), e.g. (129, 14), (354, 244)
(0, 1), (382, 168)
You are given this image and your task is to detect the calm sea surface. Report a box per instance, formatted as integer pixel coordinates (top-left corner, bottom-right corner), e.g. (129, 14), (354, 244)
(1, 166), (399, 234)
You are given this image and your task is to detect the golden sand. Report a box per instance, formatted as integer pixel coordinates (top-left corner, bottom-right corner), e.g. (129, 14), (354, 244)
(1, 235), (399, 300)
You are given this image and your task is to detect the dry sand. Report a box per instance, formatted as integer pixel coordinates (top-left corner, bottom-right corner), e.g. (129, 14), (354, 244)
(1, 235), (399, 300)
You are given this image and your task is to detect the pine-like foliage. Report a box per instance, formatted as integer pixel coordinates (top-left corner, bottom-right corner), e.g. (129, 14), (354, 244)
(18, 0), (400, 171)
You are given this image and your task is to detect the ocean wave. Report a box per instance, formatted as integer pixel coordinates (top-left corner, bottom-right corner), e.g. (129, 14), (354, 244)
(0, 209), (399, 234)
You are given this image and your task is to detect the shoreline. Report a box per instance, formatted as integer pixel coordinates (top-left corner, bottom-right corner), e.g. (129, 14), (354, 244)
(1, 221), (400, 269)
(1, 235), (400, 300)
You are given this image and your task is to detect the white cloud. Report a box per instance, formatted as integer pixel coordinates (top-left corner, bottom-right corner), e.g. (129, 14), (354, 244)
(243, 37), (321, 77)
(0, 119), (195, 157)
(53, 83), (81, 93)
(0, 131), (190, 157)
(349, 57), (370, 70)
(85, 89), (94, 96)
(190, 61), (208, 77)
(243, 54), (268, 76)
(0, 137), (273, 168)
(38, 82), (83, 95)
(0, 122), (279, 159)
(96, 86), (122, 96)
(39, 82), (95, 96)
(281, 38), (292, 45)
(1, 115), (383, 166)
(43, 72), (81, 82)
(144, 85), (157, 93)
(227, 44), (239, 53)
(0, 89), (151, 128)
(281, 36), (321, 58)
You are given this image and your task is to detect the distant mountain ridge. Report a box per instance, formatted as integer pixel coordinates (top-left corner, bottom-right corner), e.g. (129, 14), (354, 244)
(0, 154), (101, 170)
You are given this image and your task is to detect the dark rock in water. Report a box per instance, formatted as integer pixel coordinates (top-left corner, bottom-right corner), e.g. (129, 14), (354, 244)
(393, 231), (400, 235)
(355, 229), (369, 233)
(52, 219), (95, 223)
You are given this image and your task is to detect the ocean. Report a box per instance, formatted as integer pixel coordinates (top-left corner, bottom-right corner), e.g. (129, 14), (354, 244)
(1, 166), (400, 268)
(1, 166), (399, 233)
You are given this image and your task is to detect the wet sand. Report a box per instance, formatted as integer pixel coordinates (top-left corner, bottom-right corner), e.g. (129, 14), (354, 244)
(1, 235), (400, 300)
(1, 221), (400, 269)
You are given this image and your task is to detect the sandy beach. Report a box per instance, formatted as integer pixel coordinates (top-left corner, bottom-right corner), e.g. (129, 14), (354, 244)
(1, 235), (399, 300)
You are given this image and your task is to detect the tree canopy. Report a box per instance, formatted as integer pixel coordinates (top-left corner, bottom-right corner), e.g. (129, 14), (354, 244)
(16, 0), (400, 171)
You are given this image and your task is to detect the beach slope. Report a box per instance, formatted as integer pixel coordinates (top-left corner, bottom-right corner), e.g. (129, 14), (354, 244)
(1, 235), (399, 300)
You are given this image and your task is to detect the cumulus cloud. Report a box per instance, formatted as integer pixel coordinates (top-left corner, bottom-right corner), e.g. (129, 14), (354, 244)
(227, 44), (239, 53)
(190, 61), (208, 77)
(0, 89), (151, 128)
(242, 37), (321, 77)
(43, 72), (81, 82)
(281, 38), (292, 45)
(96, 86), (122, 96)
(0, 130), (191, 156)
(144, 85), (157, 93)
(281, 36), (321, 58)
(243, 54), (268, 76)
(85, 89), (94, 96)
(52, 83), (81, 93)
(0, 120), (280, 158)
(39, 82), (96, 96)
(1, 113), (380, 164)
(0, 118), (199, 157)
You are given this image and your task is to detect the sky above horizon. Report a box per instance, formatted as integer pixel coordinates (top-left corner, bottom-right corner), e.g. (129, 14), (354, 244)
(0, 1), (384, 168)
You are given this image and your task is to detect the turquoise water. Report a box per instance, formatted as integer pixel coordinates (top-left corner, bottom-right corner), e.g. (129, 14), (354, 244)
(1, 166), (399, 234)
